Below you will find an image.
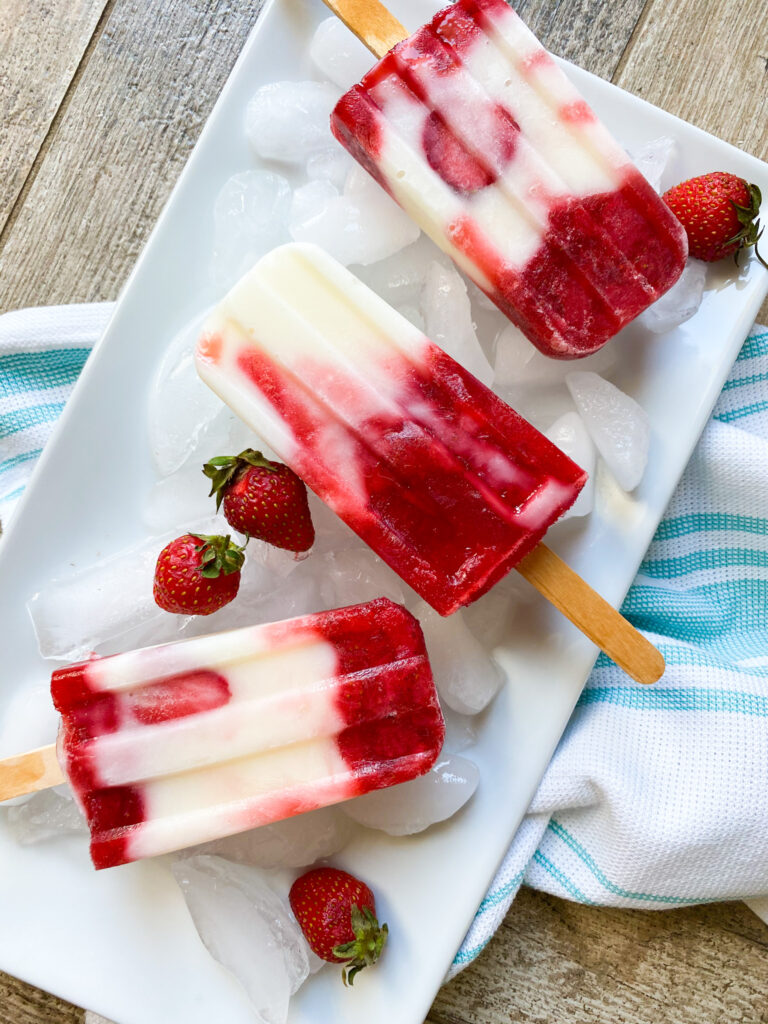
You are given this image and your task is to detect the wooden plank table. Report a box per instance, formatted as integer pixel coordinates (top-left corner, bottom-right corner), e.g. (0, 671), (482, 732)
(1, 1), (767, 1021)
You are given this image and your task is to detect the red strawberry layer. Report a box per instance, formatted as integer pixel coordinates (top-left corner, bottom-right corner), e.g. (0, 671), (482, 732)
(51, 599), (445, 869)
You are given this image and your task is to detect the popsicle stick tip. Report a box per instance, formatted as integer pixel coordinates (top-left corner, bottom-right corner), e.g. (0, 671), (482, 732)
(517, 544), (665, 686)
(644, 648), (666, 686)
(0, 743), (63, 802)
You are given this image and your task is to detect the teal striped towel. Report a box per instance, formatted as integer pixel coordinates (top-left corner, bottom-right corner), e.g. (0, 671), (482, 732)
(451, 321), (768, 974)
(0, 304), (114, 529)
(2, 307), (767, 978)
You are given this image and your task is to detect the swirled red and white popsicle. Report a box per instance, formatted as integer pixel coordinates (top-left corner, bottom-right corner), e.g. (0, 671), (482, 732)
(51, 598), (444, 869)
(330, 0), (688, 358)
(195, 242), (587, 616)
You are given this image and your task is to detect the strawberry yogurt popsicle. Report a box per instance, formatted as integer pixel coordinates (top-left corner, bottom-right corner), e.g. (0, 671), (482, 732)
(51, 598), (443, 869)
(330, 0), (688, 358)
(195, 242), (587, 617)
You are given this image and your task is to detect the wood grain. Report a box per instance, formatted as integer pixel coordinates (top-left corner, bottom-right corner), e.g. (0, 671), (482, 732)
(514, 0), (649, 80)
(0, 972), (81, 1024)
(0, 0), (263, 315)
(0, 0), (109, 234)
(615, 0), (768, 158)
(615, 0), (768, 324)
(428, 888), (768, 1024)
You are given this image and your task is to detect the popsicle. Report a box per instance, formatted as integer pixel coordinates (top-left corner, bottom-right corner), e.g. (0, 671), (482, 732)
(2, 598), (442, 869)
(328, 0), (688, 358)
(196, 241), (587, 617)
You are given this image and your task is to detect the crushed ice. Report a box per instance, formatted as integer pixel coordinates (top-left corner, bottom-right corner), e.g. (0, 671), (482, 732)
(420, 262), (494, 387)
(310, 18), (374, 91)
(566, 372), (650, 492)
(546, 412), (598, 518)
(5, 787), (86, 844)
(172, 856), (310, 1024)
(342, 754), (480, 835)
(639, 258), (707, 334)
(245, 81), (341, 164)
(211, 170), (292, 292)
(414, 600), (505, 715)
(194, 807), (355, 869)
(289, 164), (420, 265)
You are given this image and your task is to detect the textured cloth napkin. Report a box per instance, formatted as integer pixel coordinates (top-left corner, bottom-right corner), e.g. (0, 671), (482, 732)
(1, 306), (767, 986)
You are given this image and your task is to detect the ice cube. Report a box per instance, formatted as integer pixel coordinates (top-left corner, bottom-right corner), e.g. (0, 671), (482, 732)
(309, 17), (375, 90)
(142, 465), (214, 534)
(493, 322), (540, 388)
(318, 547), (406, 609)
(414, 601), (505, 715)
(420, 262), (494, 387)
(395, 303), (425, 332)
(545, 412), (597, 518)
(211, 170), (292, 292)
(289, 165), (419, 266)
(306, 144), (355, 190)
(148, 308), (223, 477)
(466, 278), (501, 313)
(169, 403), (279, 479)
(352, 234), (446, 306)
(566, 372), (650, 492)
(638, 258), (707, 334)
(440, 705), (478, 754)
(305, 493), (360, 556)
(162, 538), (313, 640)
(341, 754), (479, 835)
(194, 807), (356, 868)
(26, 515), (230, 660)
(172, 856), (310, 1024)
(461, 576), (522, 650)
(6, 787), (86, 843)
(245, 81), (341, 164)
(290, 180), (338, 223)
(627, 135), (677, 194)
(494, 323), (621, 395)
(0, 685), (59, 761)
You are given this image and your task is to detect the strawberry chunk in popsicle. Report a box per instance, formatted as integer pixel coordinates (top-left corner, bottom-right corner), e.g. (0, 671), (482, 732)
(51, 598), (443, 869)
(331, 0), (687, 358)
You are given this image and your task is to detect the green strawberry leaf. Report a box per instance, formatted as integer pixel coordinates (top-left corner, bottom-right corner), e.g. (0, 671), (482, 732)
(202, 449), (279, 511)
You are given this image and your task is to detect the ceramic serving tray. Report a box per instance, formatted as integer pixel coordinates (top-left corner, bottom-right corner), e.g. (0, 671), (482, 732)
(0, 1), (766, 1021)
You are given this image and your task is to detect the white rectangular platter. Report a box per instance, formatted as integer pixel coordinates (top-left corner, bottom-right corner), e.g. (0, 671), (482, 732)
(0, 0), (766, 1022)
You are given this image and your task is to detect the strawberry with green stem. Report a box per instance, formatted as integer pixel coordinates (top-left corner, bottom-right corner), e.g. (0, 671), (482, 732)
(153, 533), (245, 615)
(289, 867), (388, 985)
(203, 449), (315, 553)
(663, 172), (767, 268)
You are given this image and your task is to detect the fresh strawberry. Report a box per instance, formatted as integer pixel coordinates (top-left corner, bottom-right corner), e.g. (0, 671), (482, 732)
(289, 867), (388, 985)
(662, 172), (767, 267)
(203, 449), (314, 553)
(153, 533), (244, 615)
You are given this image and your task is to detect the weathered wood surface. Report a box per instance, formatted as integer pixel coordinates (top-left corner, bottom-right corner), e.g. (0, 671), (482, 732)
(0, 0), (109, 233)
(1, 0), (767, 1020)
(428, 889), (768, 1024)
(0, 0), (263, 313)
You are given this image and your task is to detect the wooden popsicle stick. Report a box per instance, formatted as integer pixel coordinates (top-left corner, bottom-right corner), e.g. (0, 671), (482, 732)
(516, 544), (664, 685)
(0, 743), (63, 802)
(0, 549), (662, 806)
(320, 0), (408, 57)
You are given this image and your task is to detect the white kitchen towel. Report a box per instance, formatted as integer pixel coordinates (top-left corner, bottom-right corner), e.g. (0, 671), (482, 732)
(450, 322), (768, 974)
(1, 306), (767, 985)
(0, 303), (114, 530)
